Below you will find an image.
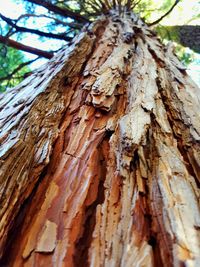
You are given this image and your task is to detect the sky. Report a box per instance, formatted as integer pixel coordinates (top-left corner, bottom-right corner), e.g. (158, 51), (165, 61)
(0, 0), (66, 68)
(0, 0), (199, 85)
(149, 0), (200, 26)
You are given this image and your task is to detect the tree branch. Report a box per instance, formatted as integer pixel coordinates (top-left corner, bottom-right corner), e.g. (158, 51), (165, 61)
(0, 58), (38, 83)
(131, 0), (143, 9)
(157, 25), (200, 53)
(16, 13), (82, 29)
(0, 35), (53, 59)
(25, 0), (89, 23)
(148, 0), (180, 26)
(0, 13), (72, 42)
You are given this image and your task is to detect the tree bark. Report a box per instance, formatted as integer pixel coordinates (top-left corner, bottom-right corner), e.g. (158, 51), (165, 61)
(0, 12), (200, 267)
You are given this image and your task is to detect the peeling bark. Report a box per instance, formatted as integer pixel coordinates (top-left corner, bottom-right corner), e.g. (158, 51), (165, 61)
(0, 12), (200, 267)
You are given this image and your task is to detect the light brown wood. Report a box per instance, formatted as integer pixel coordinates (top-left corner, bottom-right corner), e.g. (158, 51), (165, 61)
(0, 12), (200, 267)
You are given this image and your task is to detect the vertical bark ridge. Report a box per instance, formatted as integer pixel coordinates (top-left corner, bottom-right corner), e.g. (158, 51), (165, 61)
(0, 17), (108, 258)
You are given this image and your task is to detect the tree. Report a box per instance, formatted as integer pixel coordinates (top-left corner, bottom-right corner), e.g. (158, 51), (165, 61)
(0, 1), (200, 267)
(0, 44), (34, 92)
(156, 25), (200, 54)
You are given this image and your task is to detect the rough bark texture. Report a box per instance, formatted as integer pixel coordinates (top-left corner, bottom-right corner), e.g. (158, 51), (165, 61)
(0, 12), (200, 267)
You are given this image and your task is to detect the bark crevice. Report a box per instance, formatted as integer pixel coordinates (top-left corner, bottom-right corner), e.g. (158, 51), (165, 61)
(73, 136), (110, 267)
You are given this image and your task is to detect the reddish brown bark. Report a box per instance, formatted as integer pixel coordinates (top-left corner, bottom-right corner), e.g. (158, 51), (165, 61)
(0, 12), (200, 267)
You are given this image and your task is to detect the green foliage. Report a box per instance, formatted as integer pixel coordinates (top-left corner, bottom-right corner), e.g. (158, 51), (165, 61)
(156, 25), (180, 43)
(134, 0), (174, 22)
(0, 45), (30, 92)
(156, 25), (194, 66)
(175, 44), (194, 66)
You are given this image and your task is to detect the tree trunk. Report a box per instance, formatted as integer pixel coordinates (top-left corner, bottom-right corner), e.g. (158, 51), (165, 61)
(0, 12), (200, 267)
(156, 25), (200, 53)
(176, 25), (200, 53)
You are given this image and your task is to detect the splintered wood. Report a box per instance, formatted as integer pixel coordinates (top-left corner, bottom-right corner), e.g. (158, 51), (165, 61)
(0, 13), (200, 267)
